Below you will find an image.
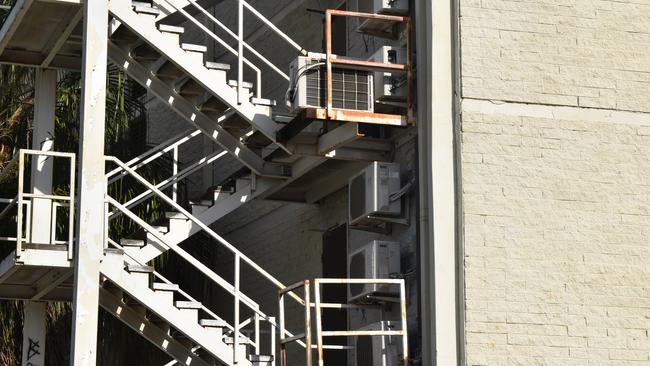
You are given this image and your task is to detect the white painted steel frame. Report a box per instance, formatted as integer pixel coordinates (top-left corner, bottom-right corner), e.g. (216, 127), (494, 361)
(70, 0), (108, 361)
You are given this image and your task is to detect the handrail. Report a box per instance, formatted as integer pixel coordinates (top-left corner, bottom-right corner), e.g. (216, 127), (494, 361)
(107, 150), (227, 219)
(104, 155), (306, 358)
(106, 128), (201, 183)
(105, 156), (304, 305)
(156, 0), (306, 100)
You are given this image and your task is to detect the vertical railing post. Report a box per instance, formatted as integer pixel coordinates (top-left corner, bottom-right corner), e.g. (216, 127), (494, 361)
(314, 279), (324, 366)
(234, 253), (241, 363)
(68, 153), (75, 260)
(172, 145), (179, 203)
(278, 292), (286, 366)
(237, 0), (244, 104)
(16, 150), (25, 257)
(325, 10), (333, 119)
(50, 203), (58, 244)
(269, 316), (276, 363)
(304, 280), (312, 366)
(254, 312), (260, 355)
(400, 280), (409, 365)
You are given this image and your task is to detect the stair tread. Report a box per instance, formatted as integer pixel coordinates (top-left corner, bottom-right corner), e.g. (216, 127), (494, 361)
(251, 97), (276, 107)
(104, 248), (125, 255)
(249, 354), (274, 362)
(181, 43), (207, 53)
(126, 264), (154, 273)
(205, 61), (231, 71)
(120, 238), (146, 247)
(228, 79), (254, 89)
(133, 5), (161, 16)
(157, 24), (184, 34)
(165, 211), (188, 219)
(199, 318), (229, 327)
(175, 301), (202, 309)
(152, 282), (179, 291)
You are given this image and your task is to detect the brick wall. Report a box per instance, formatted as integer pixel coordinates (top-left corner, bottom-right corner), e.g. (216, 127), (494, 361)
(460, 0), (650, 112)
(461, 101), (650, 365)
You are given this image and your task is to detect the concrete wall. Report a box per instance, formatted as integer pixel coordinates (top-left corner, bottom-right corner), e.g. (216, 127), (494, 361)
(460, 0), (650, 364)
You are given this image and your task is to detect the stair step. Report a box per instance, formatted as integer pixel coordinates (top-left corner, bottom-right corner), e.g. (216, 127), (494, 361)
(151, 225), (169, 233)
(165, 211), (188, 220)
(228, 79), (254, 89)
(120, 238), (145, 247)
(181, 43), (207, 53)
(152, 282), (179, 292)
(131, 1), (153, 7)
(205, 61), (230, 71)
(133, 4), (161, 16)
(175, 301), (202, 309)
(251, 97), (276, 107)
(157, 24), (184, 34)
(104, 248), (124, 255)
(199, 318), (229, 328)
(249, 354), (274, 363)
(125, 264), (154, 273)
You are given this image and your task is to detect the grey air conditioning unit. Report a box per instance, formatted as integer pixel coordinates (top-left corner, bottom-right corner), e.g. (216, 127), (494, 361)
(350, 321), (403, 366)
(358, 0), (409, 15)
(348, 162), (400, 227)
(348, 240), (401, 303)
(369, 46), (408, 105)
(287, 54), (374, 114)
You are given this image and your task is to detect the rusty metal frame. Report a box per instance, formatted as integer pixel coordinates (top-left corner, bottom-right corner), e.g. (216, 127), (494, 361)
(278, 279), (312, 366)
(325, 9), (414, 125)
(313, 278), (408, 366)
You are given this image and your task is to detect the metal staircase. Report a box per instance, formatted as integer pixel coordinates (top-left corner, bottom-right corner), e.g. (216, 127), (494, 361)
(0, 0), (412, 364)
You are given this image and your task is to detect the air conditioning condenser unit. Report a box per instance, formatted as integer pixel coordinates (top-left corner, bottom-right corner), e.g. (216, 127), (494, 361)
(350, 321), (403, 366)
(347, 240), (400, 303)
(348, 162), (400, 227)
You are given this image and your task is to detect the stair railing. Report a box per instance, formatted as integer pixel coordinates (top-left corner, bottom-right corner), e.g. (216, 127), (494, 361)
(0, 149), (75, 260)
(105, 127), (228, 220)
(155, 0), (306, 102)
(105, 155), (304, 363)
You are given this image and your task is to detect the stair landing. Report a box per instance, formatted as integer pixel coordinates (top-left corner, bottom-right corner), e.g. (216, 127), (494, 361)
(0, 245), (73, 301)
(0, 0), (83, 70)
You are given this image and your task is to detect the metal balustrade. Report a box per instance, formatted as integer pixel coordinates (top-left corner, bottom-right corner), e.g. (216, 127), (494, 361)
(0, 149), (76, 260)
(155, 0), (306, 102)
(105, 155), (304, 363)
(278, 278), (409, 366)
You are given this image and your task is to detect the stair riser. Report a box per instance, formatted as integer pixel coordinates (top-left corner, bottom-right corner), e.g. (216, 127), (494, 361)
(126, 272), (151, 289)
(159, 32), (180, 45)
(153, 290), (174, 307)
(203, 327), (223, 339)
(168, 218), (192, 233)
(133, 12), (158, 28)
(184, 50), (204, 65)
(178, 308), (199, 324)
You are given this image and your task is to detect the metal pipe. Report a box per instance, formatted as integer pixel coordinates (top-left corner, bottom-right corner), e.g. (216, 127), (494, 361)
(304, 280), (312, 366)
(172, 145), (179, 203)
(234, 253), (240, 364)
(237, 0), (244, 105)
(313, 279), (323, 366)
(325, 10), (333, 119)
(400, 280), (409, 366)
(16, 151), (24, 256)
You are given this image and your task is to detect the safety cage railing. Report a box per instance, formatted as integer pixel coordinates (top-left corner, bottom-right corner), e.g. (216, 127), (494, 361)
(0, 149), (76, 260)
(278, 278), (408, 366)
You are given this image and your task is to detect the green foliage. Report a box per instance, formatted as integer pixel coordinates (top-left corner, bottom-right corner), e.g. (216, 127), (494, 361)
(0, 62), (171, 364)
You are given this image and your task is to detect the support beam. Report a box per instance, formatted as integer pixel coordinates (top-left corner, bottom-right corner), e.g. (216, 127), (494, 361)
(0, 0), (35, 55)
(416, 0), (460, 365)
(30, 69), (56, 245)
(70, 0), (108, 363)
(22, 302), (47, 366)
(41, 9), (83, 68)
